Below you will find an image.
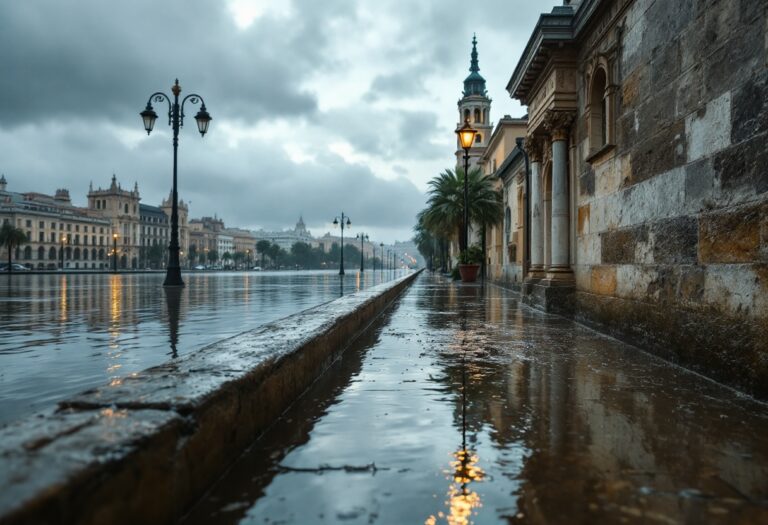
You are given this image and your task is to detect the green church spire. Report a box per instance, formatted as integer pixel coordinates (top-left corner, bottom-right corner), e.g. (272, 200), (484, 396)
(463, 34), (487, 97)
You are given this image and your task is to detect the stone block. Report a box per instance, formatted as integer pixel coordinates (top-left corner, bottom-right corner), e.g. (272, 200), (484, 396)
(675, 63), (705, 118)
(601, 225), (648, 264)
(577, 203), (590, 236)
(579, 165), (595, 197)
(590, 265), (617, 295)
(703, 263), (767, 317)
(615, 265), (658, 301)
(620, 64), (648, 112)
(685, 90), (732, 163)
(704, 15), (764, 100)
(651, 216), (699, 264)
(630, 119), (687, 186)
(684, 158), (716, 213)
(699, 204), (763, 263)
(731, 70), (768, 145)
(713, 134), (768, 197)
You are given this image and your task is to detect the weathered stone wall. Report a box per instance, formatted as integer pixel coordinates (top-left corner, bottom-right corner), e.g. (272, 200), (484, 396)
(573, 0), (768, 397)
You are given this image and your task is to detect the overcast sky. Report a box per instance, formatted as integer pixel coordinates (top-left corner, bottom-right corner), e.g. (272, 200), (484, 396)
(0, 0), (559, 244)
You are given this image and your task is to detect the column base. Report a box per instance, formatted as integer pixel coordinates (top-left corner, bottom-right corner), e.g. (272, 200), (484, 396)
(522, 269), (575, 316)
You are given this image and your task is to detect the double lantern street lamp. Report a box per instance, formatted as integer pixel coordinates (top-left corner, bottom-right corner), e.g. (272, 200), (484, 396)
(378, 242), (384, 275)
(332, 213), (351, 275)
(455, 119), (478, 254)
(356, 233), (369, 272)
(140, 79), (212, 287)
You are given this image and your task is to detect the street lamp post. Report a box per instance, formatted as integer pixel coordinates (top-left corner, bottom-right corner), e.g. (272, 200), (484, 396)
(356, 233), (368, 272)
(112, 233), (118, 273)
(59, 235), (67, 270)
(140, 79), (212, 287)
(332, 213), (351, 275)
(456, 119), (477, 254)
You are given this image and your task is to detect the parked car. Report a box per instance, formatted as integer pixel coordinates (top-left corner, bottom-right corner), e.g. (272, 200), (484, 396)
(252, 266), (262, 271)
(193, 265), (206, 270)
(0, 263), (30, 271)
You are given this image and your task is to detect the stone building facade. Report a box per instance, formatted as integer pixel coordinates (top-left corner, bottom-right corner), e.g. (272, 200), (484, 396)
(478, 116), (528, 283)
(87, 175), (141, 269)
(507, 0), (768, 397)
(0, 176), (112, 269)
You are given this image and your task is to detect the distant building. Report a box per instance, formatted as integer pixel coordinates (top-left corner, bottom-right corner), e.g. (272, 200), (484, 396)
(253, 216), (316, 251)
(87, 175), (141, 269)
(139, 204), (169, 268)
(0, 175), (112, 269)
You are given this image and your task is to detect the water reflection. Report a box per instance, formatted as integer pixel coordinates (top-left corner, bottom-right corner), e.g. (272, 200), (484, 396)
(0, 270), (406, 425)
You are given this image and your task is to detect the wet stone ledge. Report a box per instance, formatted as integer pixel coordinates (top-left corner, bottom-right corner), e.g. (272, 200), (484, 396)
(0, 271), (421, 525)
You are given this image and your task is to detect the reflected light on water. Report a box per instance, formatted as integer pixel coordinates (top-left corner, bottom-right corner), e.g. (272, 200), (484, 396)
(58, 275), (68, 323)
(426, 448), (485, 525)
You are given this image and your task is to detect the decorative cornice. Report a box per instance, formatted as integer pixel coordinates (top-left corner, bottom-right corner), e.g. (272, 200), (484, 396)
(543, 111), (575, 141)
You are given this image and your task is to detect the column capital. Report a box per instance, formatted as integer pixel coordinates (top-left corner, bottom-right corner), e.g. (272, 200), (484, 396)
(543, 110), (576, 142)
(524, 135), (545, 163)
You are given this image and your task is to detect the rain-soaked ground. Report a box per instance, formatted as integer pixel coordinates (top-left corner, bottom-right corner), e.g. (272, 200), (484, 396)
(183, 274), (768, 525)
(0, 270), (401, 425)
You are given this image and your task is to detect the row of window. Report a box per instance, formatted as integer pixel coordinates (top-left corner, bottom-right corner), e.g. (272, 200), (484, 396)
(94, 200), (137, 215)
(15, 246), (109, 261)
(21, 219), (107, 234)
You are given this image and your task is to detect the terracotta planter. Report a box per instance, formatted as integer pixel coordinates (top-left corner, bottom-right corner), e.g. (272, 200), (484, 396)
(458, 263), (481, 282)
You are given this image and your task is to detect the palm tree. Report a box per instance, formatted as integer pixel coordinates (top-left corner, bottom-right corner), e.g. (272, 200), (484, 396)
(418, 167), (502, 254)
(0, 223), (29, 273)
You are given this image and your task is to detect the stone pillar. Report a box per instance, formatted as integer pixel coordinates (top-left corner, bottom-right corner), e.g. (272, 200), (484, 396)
(545, 112), (574, 280)
(525, 136), (545, 280)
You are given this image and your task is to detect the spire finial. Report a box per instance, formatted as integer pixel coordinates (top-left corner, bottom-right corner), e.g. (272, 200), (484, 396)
(470, 34), (479, 73)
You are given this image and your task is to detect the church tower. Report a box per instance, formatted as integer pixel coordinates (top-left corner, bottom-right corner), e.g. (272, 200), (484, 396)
(456, 35), (492, 169)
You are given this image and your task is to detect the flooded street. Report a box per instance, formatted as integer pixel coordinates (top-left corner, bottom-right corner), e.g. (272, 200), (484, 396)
(185, 274), (768, 524)
(0, 270), (401, 425)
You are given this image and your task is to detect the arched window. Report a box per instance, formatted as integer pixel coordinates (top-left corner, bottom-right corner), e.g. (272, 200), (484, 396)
(92, 248), (97, 260)
(49, 247), (56, 260)
(73, 248), (80, 260)
(124, 203), (128, 213)
(65, 247), (72, 260)
(23, 246), (32, 260)
(588, 66), (613, 155)
(463, 109), (470, 122)
(38, 246), (45, 260)
(475, 134), (482, 143)
(83, 249), (88, 260)
(98, 249), (105, 261)
(474, 108), (481, 123)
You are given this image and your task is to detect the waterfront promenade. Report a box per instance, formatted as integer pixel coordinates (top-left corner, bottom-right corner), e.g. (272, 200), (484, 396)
(185, 273), (768, 524)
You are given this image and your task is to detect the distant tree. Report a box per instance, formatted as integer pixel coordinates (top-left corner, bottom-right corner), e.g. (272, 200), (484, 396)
(267, 242), (285, 269)
(290, 242), (313, 268)
(222, 251), (233, 268)
(148, 244), (165, 268)
(207, 249), (218, 264)
(256, 240), (271, 268)
(233, 251), (245, 268)
(0, 223), (29, 272)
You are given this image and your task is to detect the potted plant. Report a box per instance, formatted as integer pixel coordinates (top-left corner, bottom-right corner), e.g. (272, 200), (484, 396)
(457, 245), (483, 282)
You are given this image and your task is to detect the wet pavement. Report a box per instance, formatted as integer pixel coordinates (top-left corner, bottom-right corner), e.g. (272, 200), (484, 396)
(183, 274), (768, 524)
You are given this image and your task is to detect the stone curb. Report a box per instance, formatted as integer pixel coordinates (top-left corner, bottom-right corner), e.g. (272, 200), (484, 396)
(0, 270), (422, 525)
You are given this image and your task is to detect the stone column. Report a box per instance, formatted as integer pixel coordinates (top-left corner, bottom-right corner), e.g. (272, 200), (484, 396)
(525, 136), (545, 280)
(545, 112), (574, 280)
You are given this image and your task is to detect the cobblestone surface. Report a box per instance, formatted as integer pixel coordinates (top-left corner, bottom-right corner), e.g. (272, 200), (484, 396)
(185, 274), (768, 524)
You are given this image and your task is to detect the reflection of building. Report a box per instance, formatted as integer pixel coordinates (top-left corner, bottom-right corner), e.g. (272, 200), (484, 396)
(87, 175), (141, 269)
(0, 175), (112, 269)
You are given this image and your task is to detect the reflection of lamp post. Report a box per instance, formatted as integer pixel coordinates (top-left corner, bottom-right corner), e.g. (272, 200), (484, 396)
(456, 118), (477, 254)
(112, 233), (118, 273)
(140, 79), (212, 288)
(356, 233), (368, 272)
(332, 212), (351, 276)
(59, 235), (68, 270)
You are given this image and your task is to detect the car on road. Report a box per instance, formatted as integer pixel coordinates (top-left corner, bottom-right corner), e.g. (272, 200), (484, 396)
(193, 265), (206, 270)
(0, 263), (30, 271)
(252, 266), (262, 271)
